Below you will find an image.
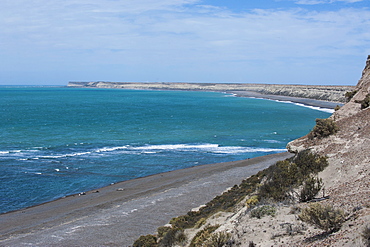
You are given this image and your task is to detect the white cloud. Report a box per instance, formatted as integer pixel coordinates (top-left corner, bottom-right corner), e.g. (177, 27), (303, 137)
(0, 0), (369, 84)
(295, 0), (363, 4)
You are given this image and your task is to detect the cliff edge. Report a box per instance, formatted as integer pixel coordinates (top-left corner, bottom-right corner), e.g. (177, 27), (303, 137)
(134, 57), (370, 246)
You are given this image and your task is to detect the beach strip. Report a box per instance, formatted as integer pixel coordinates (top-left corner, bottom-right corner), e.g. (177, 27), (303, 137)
(0, 152), (293, 246)
(229, 91), (342, 110)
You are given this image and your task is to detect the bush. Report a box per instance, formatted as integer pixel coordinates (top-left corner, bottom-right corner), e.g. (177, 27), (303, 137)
(204, 231), (232, 247)
(158, 228), (186, 247)
(258, 160), (300, 201)
(345, 90), (358, 102)
(189, 225), (219, 247)
(157, 226), (171, 238)
(299, 176), (323, 202)
(361, 94), (370, 109)
(133, 234), (158, 247)
(258, 150), (328, 201)
(250, 205), (276, 219)
(308, 118), (339, 139)
(195, 218), (207, 228)
(298, 203), (345, 232)
(292, 149), (328, 174)
(245, 195), (259, 208)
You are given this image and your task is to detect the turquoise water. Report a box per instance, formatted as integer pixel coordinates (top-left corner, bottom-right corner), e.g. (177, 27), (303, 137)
(0, 87), (331, 214)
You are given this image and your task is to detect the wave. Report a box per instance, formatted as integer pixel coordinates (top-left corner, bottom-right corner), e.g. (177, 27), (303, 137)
(1, 143), (286, 161)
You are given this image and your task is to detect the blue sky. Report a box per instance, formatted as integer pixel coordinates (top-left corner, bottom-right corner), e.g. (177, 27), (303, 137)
(0, 0), (369, 85)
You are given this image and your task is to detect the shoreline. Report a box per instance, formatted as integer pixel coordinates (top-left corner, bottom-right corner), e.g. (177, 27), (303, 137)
(0, 152), (293, 246)
(228, 90), (342, 110)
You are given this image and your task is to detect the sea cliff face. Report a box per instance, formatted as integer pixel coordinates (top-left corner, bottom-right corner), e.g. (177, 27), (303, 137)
(133, 57), (370, 246)
(68, 81), (354, 103)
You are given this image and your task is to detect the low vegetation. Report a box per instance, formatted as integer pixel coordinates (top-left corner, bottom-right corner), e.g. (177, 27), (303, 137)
(308, 118), (339, 139)
(203, 231), (232, 247)
(133, 150), (330, 245)
(189, 225), (220, 247)
(299, 176), (323, 203)
(359, 94), (370, 109)
(345, 90), (358, 102)
(250, 205), (276, 219)
(298, 203), (346, 232)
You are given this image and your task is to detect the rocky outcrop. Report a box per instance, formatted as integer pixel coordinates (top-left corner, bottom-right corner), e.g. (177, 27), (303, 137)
(67, 81), (354, 103)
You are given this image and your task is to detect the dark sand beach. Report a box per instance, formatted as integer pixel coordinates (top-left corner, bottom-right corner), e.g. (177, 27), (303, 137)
(0, 152), (293, 246)
(229, 91), (341, 109)
(0, 93), (336, 246)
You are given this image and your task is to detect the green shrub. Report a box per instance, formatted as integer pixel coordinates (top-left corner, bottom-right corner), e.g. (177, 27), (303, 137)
(298, 203), (345, 232)
(204, 231), (232, 247)
(250, 205), (276, 219)
(345, 90), (358, 102)
(189, 225), (219, 247)
(292, 149), (328, 174)
(195, 217), (207, 228)
(133, 234), (158, 247)
(334, 105), (341, 111)
(158, 228), (186, 247)
(258, 160), (300, 201)
(258, 150), (328, 201)
(308, 118), (339, 139)
(157, 226), (171, 238)
(361, 94), (370, 109)
(299, 176), (323, 202)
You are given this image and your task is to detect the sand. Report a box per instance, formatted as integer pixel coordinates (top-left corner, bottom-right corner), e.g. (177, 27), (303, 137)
(0, 152), (293, 247)
(229, 91), (342, 109)
(0, 93), (335, 246)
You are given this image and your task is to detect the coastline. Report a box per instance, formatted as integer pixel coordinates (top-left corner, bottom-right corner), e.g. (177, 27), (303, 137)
(0, 152), (293, 246)
(228, 90), (342, 110)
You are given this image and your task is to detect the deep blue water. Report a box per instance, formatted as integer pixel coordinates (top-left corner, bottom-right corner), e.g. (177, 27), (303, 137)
(0, 87), (331, 214)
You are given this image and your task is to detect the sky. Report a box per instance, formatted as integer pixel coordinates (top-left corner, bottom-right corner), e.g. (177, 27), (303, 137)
(0, 0), (369, 85)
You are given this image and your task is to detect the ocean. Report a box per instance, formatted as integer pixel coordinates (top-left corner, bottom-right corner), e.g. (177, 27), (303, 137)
(0, 87), (331, 214)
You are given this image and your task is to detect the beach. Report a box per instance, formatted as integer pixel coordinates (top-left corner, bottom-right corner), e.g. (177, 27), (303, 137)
(0, 92), (338, 246)
(0, 152), (293, 246)
(229, 91), (341, 109)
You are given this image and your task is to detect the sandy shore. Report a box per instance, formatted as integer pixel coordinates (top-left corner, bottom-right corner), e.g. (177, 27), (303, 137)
(0, 152), (293, 246)
(227, 91), (343, 109)
(229, 91), (342, 109)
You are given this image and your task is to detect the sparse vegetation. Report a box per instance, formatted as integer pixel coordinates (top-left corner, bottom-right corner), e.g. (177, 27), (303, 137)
(298, 203), (346, 232)
(158, 228), (186, 247)
(299, 176), (323, 202)
(308, 118), (339, 139)
(245, 195), (259, 208)
(133, 150), (330, 245)
(345, 90), (358, 102)
(204, 231), (232, 247)
(258, 150), (328, 201)
(189, 225), (220, 247)
(250, 205), (276, 219)
(133, 234), (158, 247)
(360, 94), (370, 109)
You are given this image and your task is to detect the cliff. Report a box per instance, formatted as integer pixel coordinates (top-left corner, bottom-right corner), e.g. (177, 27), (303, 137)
(134, 56), (370, 246)
(68, 81), (354, 103)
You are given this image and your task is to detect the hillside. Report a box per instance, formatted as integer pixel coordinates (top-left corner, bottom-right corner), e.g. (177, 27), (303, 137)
(68, 81), (354, 103)
(133, 56), (370, 246)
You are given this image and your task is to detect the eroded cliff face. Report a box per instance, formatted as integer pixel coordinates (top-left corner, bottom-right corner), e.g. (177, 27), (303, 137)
(284, 57), (370, 245)
(68, 81), (354, 103)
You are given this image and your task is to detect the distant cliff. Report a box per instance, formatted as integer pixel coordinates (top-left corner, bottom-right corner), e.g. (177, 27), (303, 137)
(68, 81), (354, 103)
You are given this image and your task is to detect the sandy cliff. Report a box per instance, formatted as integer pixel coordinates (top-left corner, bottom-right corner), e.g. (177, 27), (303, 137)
(68, 81), (354, 103)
